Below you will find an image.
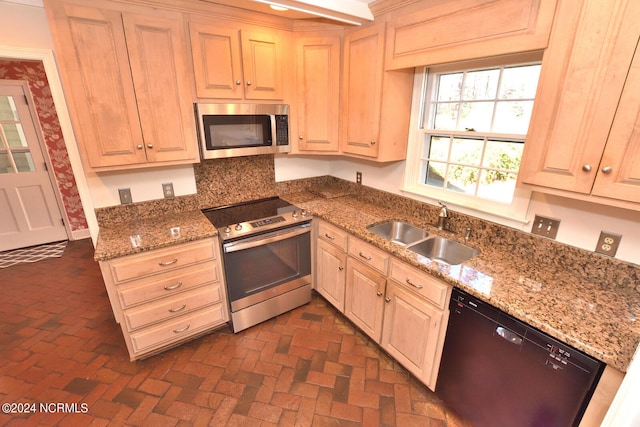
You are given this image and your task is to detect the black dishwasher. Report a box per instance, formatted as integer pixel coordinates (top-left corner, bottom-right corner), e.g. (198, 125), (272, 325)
(436, 288), (604, 427)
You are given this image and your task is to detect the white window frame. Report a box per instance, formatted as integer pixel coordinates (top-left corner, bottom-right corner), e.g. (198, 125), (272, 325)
(402, 53), (543, 229)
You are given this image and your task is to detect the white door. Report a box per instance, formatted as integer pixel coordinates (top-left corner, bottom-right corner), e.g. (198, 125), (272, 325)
(0, 81), (67, 251)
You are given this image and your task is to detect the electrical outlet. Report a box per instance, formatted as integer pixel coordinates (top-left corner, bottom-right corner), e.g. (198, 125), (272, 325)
(356, 171), (362, 185)
(531, 215), (560, 239)
(162, 182), (175, 198)
(595, 231), (621, 257)
(118, 188), (132, 205)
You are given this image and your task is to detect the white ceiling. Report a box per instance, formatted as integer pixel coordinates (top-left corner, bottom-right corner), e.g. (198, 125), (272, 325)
(3, 0), (375, 24)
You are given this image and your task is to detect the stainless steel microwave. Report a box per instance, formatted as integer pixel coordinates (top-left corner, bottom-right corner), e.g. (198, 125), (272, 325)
(195, 103), (290, 159)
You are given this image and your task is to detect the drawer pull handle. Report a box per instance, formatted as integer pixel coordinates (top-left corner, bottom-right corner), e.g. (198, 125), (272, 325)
(158, 258), (178, 266)
(164, 282), (183, 290)
(359, 251), (372, 261)
(376, 291), (383, 296)
(324, 233), (335, 240)
(169, 304), (187, 313)
(173, 324), (190, 333)
(406, 278), (423, 289)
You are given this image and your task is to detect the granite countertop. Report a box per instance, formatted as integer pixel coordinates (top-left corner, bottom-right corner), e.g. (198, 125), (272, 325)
(94, 210), (218, 261)
(281, 192), (640, 372)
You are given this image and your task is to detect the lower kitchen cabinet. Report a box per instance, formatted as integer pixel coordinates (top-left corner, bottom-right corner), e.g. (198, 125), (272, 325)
(345, 256), (387, 343)
(314, 219), (451, 391)
(98, 237), (228, 360)
(382, 264), (451, 390)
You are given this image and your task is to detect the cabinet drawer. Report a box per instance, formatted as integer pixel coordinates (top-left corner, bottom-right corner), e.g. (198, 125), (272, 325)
(318, 221), (348, 251)
(117, 263), (219, 309)
(348, 237), (389, 274)
(389, 259), (450, 310)
(123, 285), (224, 332)
(109, 239), (217, 284)
(129, 304), (227, 354)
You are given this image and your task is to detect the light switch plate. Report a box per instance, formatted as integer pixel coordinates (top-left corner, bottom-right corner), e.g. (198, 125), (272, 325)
(118, 188), (132, 205)
(531, 215), (560, 239)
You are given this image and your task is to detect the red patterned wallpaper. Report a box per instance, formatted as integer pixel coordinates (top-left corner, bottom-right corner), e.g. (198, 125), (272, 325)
(0, 59), (88, 232)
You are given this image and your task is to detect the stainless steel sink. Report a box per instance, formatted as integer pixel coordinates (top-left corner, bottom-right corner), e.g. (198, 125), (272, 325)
(407, 236), (479, 265)
(366, 221), (429, 246)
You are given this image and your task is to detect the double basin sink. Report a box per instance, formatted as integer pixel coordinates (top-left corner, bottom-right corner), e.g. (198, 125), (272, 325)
(366, 220), (479, 265)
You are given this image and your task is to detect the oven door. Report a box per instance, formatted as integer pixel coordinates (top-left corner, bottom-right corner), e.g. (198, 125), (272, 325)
(222, 223), (311, 312)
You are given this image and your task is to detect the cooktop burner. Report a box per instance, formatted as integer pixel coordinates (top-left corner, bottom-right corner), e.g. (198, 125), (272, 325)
(201, 197), (309, 241)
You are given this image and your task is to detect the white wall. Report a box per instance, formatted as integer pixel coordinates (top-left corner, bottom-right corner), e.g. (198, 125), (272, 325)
(0, 1), (50, 48)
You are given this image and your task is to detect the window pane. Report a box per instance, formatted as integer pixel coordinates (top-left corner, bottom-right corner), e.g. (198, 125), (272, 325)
(0, 152), (14, 174)
(451, 138), (483, 166)
(499, 65), (540, 99)
(424, 161), (447, 188)
(426, 135), (450, 161)
(459, 102), (493, 132)
(463, 69), (499, 100)
(477, 170), (518, 203)
(436, 73), (462, 101)
(493, 101), (534, 134)
(13, 151), (35, 172)
(433, 103), (459, 130)
(2, 123), (28, 148)
(0, 96), (19, 121)
(446, 165), (478, 194)
(483, 140), (523, 171)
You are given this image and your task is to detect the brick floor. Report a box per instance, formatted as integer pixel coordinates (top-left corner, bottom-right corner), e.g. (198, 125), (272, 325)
(0, 239), (470, 426)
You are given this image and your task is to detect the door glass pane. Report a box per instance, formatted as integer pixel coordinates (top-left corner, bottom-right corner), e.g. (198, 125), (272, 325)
(2, 123), (28, 148)
(0, 96), (19, 121)
(0, 152), (14, 174)
(13, 151), (35, 172)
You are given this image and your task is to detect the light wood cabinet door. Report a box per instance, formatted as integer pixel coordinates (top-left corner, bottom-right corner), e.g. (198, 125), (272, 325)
(46, 2), (146, 168)
(316, 238), (346, 312)
(518, 0), (640, 206)
(591, 42), (640, 202)
(189, 21), (244, 99)
(241, 30), (284, 100)
(342, 23), (384, 158)
(341, 22), (414, 162)
(295, 33), (341, 153)
(45, 1), (197, 170)
(345, 256), (386, 343)
(123, 12), (197, 164)
(381, 281), (446, 391)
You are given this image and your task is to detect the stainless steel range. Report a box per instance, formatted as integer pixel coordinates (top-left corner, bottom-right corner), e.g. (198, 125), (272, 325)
(202, 197), (311, 332)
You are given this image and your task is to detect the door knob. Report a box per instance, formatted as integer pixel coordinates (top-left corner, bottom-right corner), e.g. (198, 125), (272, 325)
(147, 143), (153, 149)
(246, 81), (252, 86)
(582, 164), (591, 172)
(235, 80), (241, 85)
(601, 166), (612, 174)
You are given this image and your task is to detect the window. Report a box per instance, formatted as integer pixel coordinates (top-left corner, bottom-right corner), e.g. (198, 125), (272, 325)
(403, 55), (542, 224)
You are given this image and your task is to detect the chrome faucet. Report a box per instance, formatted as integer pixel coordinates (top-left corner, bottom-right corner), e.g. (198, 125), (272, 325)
(436, 201), (449, 230)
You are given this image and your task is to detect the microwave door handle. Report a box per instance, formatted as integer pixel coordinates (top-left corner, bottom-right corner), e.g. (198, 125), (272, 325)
(223, 225), (309, 253)
(270, 114), (277, 145)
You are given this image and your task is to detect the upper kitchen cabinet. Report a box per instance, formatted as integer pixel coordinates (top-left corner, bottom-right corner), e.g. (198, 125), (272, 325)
(518, 0), (640, 208)
(293, 31), (342, 153)
(341, 22), (414, 161)
(189, 16), (288, 101)
(383, 0), (558, 70)
(44, 0), (198, 171)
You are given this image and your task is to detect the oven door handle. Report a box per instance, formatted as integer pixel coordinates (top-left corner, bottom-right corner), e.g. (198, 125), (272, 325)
(223, 224), (310, 253)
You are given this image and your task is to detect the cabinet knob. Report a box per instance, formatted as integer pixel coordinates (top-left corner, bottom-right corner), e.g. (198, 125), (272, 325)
(376, 291), (383, 296)
(137, 144), (143, 150)
(235, 80), (241, 85)
(582, 164), (592, 172)
(370, 140), (376, 145)
(246, 81), (252, 86)
(601, 166), (612, 174)
(338, 266), (344, 271)
(299, 136), (303, 140)
(385, 297), (391, 303)
(147, 143), (153, 149)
